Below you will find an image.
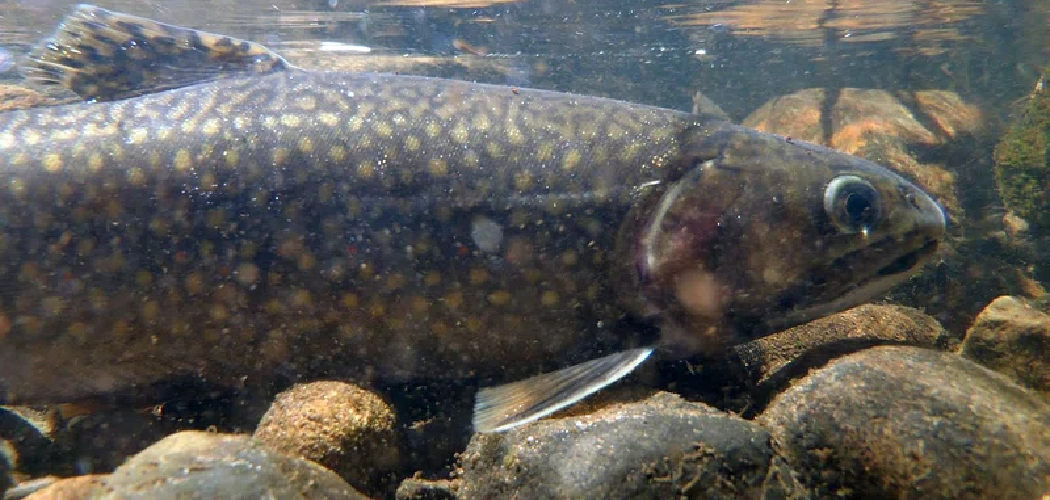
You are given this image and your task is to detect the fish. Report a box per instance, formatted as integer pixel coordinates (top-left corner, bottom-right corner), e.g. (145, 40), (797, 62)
(0, 5), (946, 432)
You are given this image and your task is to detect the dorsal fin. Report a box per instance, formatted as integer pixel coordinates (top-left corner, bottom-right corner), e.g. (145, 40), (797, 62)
(20, 4), (293, 101)
(692, 91), (731, 122)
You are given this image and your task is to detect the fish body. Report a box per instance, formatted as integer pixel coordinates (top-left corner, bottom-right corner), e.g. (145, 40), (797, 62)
(0, 6), (946, 430)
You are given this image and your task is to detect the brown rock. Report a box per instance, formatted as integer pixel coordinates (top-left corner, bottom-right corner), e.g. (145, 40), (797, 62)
(23, 476), (106, 500)
(960, 295), (1050, 393)
(458, 392), (809, 500)
(760, 346), (1050, 499)
(742, 87), (970, 219)
(729, 303), (952, 391)
(254, 382), (400, 496)
(24, 431), (370, 500)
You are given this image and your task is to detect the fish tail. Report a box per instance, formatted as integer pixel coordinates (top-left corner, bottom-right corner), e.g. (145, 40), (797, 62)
(21, 4), (293, 101)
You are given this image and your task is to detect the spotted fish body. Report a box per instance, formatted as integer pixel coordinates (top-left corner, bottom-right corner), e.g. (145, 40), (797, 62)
(0, 6), (946, 429)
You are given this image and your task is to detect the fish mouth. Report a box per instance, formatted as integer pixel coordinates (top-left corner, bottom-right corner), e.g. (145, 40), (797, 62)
(760, 234), (941, 334)
(876, 238), (940, 277)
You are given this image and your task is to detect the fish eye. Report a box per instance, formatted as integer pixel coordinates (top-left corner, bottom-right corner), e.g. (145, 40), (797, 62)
(824, 175), (881, 234)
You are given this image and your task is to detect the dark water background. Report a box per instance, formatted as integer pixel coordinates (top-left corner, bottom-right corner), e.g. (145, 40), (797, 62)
(0, 0), (1045, 121)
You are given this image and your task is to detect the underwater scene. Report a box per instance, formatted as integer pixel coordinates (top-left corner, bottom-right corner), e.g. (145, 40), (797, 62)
(0, 0), (1047, 498)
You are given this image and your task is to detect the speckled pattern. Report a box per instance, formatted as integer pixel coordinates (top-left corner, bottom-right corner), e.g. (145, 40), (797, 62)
(0, 6), (946, 404)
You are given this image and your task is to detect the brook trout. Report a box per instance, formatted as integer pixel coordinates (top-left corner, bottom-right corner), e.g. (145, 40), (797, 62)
(0, 5), (946, 431)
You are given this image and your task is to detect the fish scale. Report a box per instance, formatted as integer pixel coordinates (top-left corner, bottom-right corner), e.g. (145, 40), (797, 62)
(0, 5), (946, 432)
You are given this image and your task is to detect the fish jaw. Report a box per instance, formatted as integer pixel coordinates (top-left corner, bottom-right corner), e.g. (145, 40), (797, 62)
(625, 124), (947, 353)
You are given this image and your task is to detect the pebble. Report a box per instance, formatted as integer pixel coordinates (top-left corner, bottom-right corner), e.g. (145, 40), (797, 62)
(254, 381), (400, 496)
(959, 295), (1050, 394)
(26, 431), (370, 500)
(759, 345), (1050, 499)
(458, 392), (809, 500)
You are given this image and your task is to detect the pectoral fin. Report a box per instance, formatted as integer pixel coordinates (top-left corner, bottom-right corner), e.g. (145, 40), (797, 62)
(472, 347), (655, 433)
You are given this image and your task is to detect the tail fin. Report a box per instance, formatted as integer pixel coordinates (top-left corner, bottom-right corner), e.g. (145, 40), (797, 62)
(21, 4), (293, 101)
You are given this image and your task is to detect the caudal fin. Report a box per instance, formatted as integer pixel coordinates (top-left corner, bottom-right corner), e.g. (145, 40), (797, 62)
(21, 4), (292, 101)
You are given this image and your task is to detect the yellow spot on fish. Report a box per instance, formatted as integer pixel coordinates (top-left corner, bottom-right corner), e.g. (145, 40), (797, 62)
(201, 172), (218, 189)
(341, 293), (359, 309)
(506, 125), (525, 145)
(469, 268), (489, 285)
(465, 316), (483, 333)
(273, 148), (289, 165)
(405, 135), (421, 152)
(451, 122), (470, 144)
(562, 149), (582, 170)
(42, 153), (63, 172)
(296, 96), (317, 111)
(236, 263), (260, 285)
(128, 128), (149, 143)
(141, 301), (159, 321)
(424, 271), (442, 287)
(425, 120), (442, 139)
(225, 149), (240, 167)
(428, 158), (449, 177)
(541, 290), (559, 306)
(319, 112), (339, 127)
(185, 273), (204, 295)
(561, 250), (578, 267)
(488, 290), (512, 305)
(298, 137), (314, 153)
(444, 291), (463, 309)
(376, 121), (394, 138)
(472, 113), (491, 131)
(280, 114), (302, 128)
(329, 146), (346, 161)
(513, 170), (533, 191)
(298, 252), (316, 271)
(485, 142), (503, 159)
(0, 133), (13, 149)
(620, 143), (641, 162)
(22, 130), (41, 146)
(290, 289), (312, 308)
(368, 300), (386, 318)
(127, 168), (145, 185)
(410, 296), (430, 313)
(175, 150), (192, 171)
(41, 296), (64, 317)
(357, 161), (375, 179)
(88, 153), (104, 171)
(202, 118), (221, 136)
(386, 273), (405, 290)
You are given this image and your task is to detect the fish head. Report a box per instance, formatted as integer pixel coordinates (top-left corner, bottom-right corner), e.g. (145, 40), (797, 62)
(628, 123), (947, 353)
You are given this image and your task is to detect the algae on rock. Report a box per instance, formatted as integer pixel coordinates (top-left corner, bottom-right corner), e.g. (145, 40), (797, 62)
(995, 73), (1050, 232)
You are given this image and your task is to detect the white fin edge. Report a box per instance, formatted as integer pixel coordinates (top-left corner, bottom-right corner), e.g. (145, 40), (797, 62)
(472, 347), (655, 433)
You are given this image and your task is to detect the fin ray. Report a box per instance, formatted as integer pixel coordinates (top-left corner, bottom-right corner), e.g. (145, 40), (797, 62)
(472, 347), (654, 433)
(21, 4), (292, 101)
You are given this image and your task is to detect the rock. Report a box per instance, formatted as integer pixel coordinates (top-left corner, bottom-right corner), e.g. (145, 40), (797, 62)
(22, 476), (105, 500)
(960, 295), (1050, 393)
(759, 346), (1050, 500)
(1, 444), (10, 499)
(729, 304), (952, 391)
(742, 88), (975, 220)
(395, 478), (457, 500)
(24, 431), (371, 500)
(254, 382), (400, 496)
(457, 392), (810, 500)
